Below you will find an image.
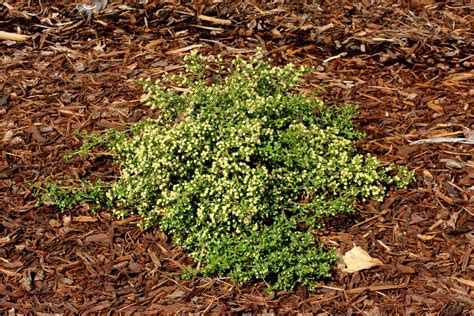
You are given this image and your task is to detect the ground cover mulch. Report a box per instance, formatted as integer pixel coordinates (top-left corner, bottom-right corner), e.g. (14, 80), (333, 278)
(1, 1), (473, 314)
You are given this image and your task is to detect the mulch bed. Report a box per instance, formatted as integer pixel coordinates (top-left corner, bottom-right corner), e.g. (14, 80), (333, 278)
(1, 1), (473, 314)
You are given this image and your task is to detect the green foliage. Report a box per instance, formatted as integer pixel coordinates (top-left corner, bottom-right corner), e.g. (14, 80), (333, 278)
(36, 50), (413, 291)
(35, 180), (106, 212)
(182, 215), (336, 291)
(63, 128), (126, 160)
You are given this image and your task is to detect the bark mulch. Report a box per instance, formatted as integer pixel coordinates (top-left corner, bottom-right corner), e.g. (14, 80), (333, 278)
(1, 1), (473, 314)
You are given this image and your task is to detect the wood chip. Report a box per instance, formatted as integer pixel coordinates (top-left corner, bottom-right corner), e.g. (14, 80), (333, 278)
(197, 14), (232, 25)
(73, 216), (98, 222)
(29, 125), (47, 143)
(452, 277), (474, 287)
(428, 219), (444, 231)
(427, 99), (444, 112)
(417, 234), (436, 241)
(149, 251), (162, 268)
(167, 44), (204, 55)
(0, 268), (21, 277)
(433, 188), (455, 205)
(0, 31), (29, 41)
(346, 284), (407, 294)
(84, 233), (109, 244)
(396, 264), (416, 274)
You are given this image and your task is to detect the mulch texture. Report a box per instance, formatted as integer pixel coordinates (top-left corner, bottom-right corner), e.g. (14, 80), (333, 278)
(1, 1), (473, 314)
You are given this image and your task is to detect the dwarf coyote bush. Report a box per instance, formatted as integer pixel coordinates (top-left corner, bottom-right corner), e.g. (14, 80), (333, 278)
(39, 50), (413, 291)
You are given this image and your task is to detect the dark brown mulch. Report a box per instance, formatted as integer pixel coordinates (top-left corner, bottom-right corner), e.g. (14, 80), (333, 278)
(1, 1), (473, 314)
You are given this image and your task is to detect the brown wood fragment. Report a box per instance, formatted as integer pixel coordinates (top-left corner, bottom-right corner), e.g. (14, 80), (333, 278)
(197, 14), (232, 25)
(433, 188), (455, 205)
(84, 233), (110, 244)
(167, 44), (204, 55)
(460, 248), (471, 272)
(0, 31), (29, 41)
(452, 277), (474, 288)
(73, 216), (98, 222)
(28, 125), (47, 143)
(346, 284), (408, 294)
(396, 264), (416, 274)
(149, 251), (162, 268)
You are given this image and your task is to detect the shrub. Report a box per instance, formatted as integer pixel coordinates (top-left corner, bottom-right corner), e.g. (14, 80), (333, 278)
(38, 50), (413, 291)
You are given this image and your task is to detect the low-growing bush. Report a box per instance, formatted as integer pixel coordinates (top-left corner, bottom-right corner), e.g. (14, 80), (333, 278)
(38, 50), (413, 291)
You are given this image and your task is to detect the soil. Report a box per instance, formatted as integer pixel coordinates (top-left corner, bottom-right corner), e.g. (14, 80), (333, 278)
(1, 1), (473, 314)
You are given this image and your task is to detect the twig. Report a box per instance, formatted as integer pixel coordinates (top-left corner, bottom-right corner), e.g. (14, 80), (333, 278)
(198, 14), (232, 25)
(167, 44), (203, 55)
(322, 52), (347, 64)
(410, 138), (474, 145)
(345, 283), (408, 294)
(352, 210), (388, 228)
